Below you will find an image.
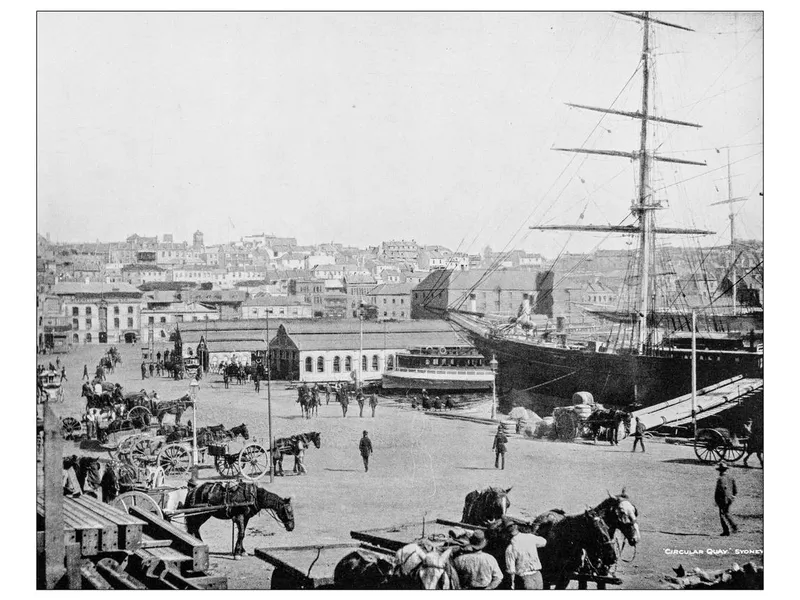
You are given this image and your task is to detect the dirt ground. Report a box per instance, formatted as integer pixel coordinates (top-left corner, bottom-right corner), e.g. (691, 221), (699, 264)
(39, 344), (764, 589)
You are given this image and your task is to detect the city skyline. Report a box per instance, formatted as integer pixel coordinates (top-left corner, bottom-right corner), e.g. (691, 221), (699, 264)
(37, 12), (762, 256)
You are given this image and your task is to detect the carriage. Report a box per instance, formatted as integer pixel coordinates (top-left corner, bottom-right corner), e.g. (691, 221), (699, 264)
(207, 440), (270, 480)
(693, 427), (748, 464)
(37, 370), (64, 403)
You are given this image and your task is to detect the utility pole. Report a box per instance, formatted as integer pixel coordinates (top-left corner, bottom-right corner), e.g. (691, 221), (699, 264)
(691, 310), (697, 438)
(265, 304), (274, 483)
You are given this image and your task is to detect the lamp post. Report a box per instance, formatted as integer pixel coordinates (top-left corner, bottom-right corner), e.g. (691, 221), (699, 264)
(489, 354), (498, 420)
(189, 379), (199, 476)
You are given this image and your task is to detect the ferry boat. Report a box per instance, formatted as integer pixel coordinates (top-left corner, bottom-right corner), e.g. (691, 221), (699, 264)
(382, 345), (494, 392)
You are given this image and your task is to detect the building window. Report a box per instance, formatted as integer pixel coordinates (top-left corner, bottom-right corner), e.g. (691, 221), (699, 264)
(400, 299), (404, 304)
(400, 311), (405, 317)
(128, 318), (134, 328)
(148, 316), (155, 325)
(113, 318), (119, 329)
(372, 355), (379, 371)
(345, 356), (352, 371)
(383, 311), (387, 317)
(317, 357), (324, 373)
(333, 356), (341, 372)
(392, 298), (396, 304)
(85, 307), (92, 316)
(72, 318), (79, 329)
(72, 307), (79, 316)
(387, 355), (394, 370)
(305, 357), (313, 372)
(72, 333), (79, 344)
(160, 330), (166, 338)
(114, 306), (119, 315)
(128, 306), (134, 314)
(85, 318), (92, 329)
(160, 317), (167, 323)
(383, 298), (387, 304)
(362, 355), (368, 372)
(85, 333), (92, 343)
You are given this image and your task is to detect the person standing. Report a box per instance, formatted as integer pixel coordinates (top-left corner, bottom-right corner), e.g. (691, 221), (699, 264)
(369, 394), (378, 418)
(84, 409), (96, 441)
(326, 383), (332, 405)
(492, 425), (508, 469)
(340, 390), (349, 417)
(715, 463), (738, 536)
(56, 356), (61, 370)
(294, 438), (308, 475)
(632, 416), (646, 452)
(451, 530), (503, 589)
(359, 430), (373, 472)
(82, 364), (90, 381)
(357, 390), (365, 418)
(254, 375), (260, 393)
(141, 361), (147, 380)
(149, 362), (155, 378)
(223, 371), (229, 389)
(743, 418), (763, 468)
(503, 519), (547, 590)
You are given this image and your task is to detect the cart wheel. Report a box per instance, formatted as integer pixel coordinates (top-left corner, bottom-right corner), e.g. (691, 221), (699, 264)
(214, 454), (241, 478)
(238, 444), (270, 480)
(694, 429), (725, 464)
(127, 406), (152, 428)
(720, 442), (746, 464)
(157, 444), (192, 475)
(115, 433), (142, 462)
(111, 491), (163, 519)
(130, 437), (159, 468)
(61, 417), (82, 439)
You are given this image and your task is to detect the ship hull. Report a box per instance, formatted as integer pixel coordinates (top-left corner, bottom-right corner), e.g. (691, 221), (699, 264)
(382, 370), (494, 392)
(459, 327), (763, 413)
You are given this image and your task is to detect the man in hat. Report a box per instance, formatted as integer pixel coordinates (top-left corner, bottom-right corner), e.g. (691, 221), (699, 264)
(492, 425), (508, 469)
(503, 518), (547, 589)
(451, 530), (503, 589)
(359, 430), (373, 472)
(714, 462), (738, 536)
(631, 416), (646, 452)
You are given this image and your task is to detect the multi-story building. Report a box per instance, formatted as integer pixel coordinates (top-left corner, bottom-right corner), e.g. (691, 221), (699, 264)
(140, 290), (220, 343)
(344, 274), (378, 318)
(379, 239), (420, 263)
(291, 278), (325, 317)
(48, 282), (143, 345)
(121, 263), (167, 286)
(367, 282), (413, 320)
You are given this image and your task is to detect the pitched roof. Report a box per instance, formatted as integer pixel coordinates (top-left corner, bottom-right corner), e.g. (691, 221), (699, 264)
(242, 296), (312, 307)
(368, 283), (414, 296)
(414, 269), (540, 292)
(52, 282), (142, 297)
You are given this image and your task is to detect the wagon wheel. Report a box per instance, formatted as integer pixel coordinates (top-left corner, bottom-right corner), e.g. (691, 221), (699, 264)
(238, 444), (270, 481)
(111, 491), (163, 519)
(61, 417), (82, 439)
(214, 454), (241, 478)
(694, 429), (725, 464)
(720, 434), (746, 464)
(113, 433), (142, 462)
(127, 406), (152, 428)
(157, 444), (192, 475)
(130, 437), (160, 469)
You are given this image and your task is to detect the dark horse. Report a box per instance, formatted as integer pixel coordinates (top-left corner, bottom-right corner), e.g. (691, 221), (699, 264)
(461, 487), (512, 526)
(585, 409), (632, 445)
(528, 507), (618, 588)
(272, 431), (322, 476)
(592, 489), (640, 547)
(183, 481), (294, 556)
(163, 422), (249, 446)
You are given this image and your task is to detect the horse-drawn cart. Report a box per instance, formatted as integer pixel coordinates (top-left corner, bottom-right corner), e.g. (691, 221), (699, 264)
(37, 370), (64, 403)
(693, 427), (747, 464)
(207, 441), (270, 480)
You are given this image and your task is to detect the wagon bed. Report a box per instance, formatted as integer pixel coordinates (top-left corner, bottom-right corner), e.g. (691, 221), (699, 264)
(254, 542), (393, 589)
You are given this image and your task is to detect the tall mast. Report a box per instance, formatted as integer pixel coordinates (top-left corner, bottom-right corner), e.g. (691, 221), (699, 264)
(636, 13), (653, 351)
(532, 11), (711, 352)
(727, 148), (736, 314)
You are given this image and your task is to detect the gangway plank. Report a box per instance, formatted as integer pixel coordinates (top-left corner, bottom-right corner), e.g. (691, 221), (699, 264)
(632, 376), (762, 430)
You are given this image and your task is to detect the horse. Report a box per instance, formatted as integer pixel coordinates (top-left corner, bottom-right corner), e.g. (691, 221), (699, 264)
(307, 387), (320, 417)
(183, 481), (294, 556)
(333, 550), (396, 589)
(82, 382), (114, 410)
(333, 544), (460, 589)
(163, 422), (249, 446)
(585, 409), (631, 446)
(592, 489), (640, 547)
(297, 385), (311, 417)
(444, 397), (456, 410)
(461, 487), (512, 527)
(272, 432), (322, 476)
(528, 507), (618, 589)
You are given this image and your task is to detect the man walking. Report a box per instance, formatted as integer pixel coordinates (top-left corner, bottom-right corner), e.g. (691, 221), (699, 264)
(356, 390), (365, 418)
(325, 383), (332, 405)
(340, 390), (349, 417)
(451, 530), (503, 589)
(492, 425), (508, 469)
(141, 361), (147, 380)
(715, 463), (738, 536)
(149, 362), (155, 378)
(359, 430), (373, 472)
(82, 364), (90, 381)
(60, 366), (68, 382)
(369, 393), (378, 418)
(632, 416), (646, 452)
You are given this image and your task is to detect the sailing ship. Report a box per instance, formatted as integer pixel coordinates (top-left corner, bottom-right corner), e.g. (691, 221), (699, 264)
(447, 12), (763, 413)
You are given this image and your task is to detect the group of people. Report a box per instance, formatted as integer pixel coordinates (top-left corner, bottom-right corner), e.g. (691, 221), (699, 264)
(444, 517), (548, 589)
(298, 382), (379, 418)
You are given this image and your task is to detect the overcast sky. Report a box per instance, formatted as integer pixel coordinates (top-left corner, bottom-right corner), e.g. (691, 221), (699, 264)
(37, 11), (762, 255)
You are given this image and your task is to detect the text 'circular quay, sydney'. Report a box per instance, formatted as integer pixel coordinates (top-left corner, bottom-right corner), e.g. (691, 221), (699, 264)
(36, 11), (762, 590)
